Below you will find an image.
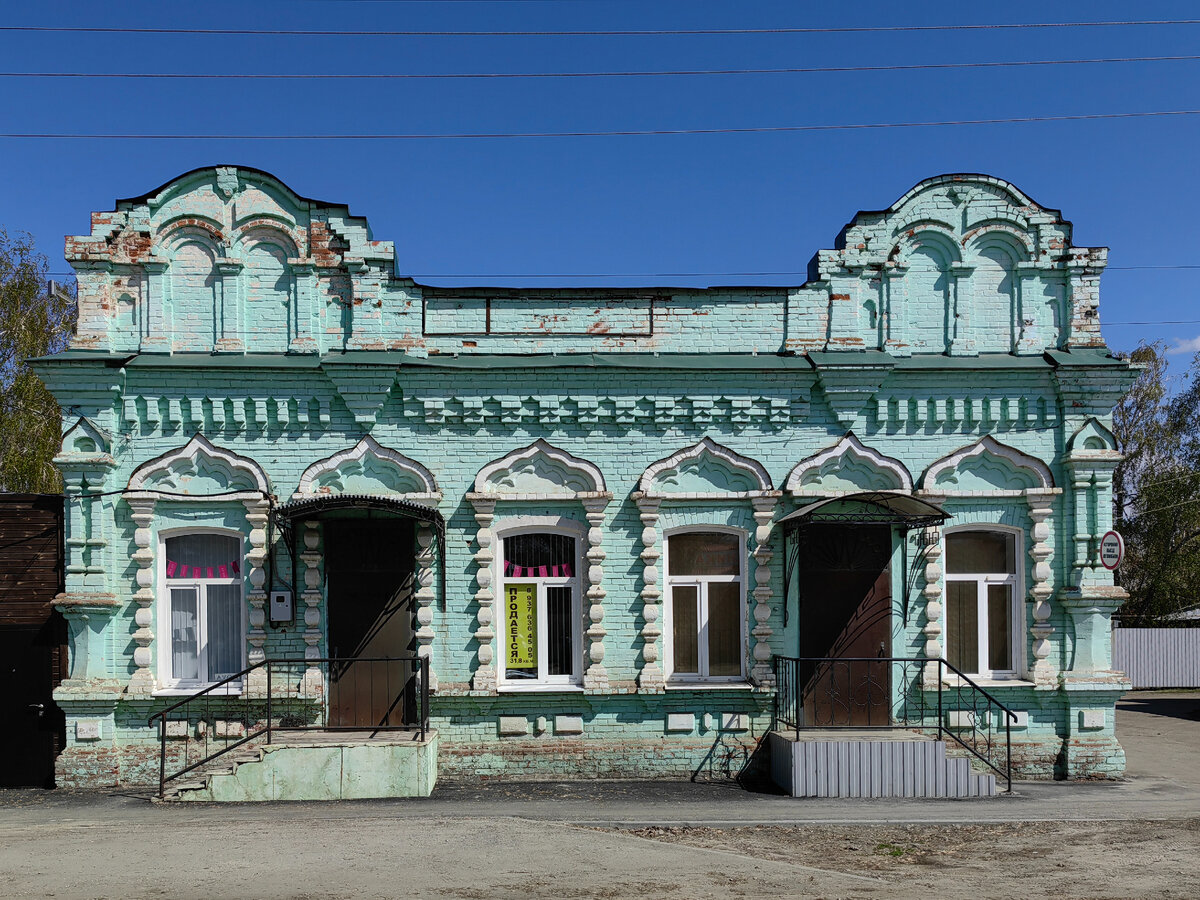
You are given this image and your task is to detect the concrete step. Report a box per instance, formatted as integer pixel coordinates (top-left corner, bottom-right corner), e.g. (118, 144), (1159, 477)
(160, 745), (267, 801)
(173, 731), (439, 802)
(786, 728), (931, 742)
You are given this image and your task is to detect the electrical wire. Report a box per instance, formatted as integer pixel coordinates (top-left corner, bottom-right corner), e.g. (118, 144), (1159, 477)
(4, 108), (1200, 140)
(293, 0), (590, 3)
(1131, 469), (1200, 491)
(65, 487), (272, 502)
(42, 267), (1200, 280)
(1127, 495), (1200, 518)
(3, 19), (1199, 37)
(405, 267), (1200, 277)
(6, 54), (1198, 81)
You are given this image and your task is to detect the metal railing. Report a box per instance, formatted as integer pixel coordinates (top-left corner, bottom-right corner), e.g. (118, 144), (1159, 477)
(773, 655), (1017, 792)
(149, 655), (429, 799)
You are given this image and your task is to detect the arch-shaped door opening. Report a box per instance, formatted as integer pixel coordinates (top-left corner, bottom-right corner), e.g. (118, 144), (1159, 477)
(273, 495), (444, 732)
(324, 516), (416, 728)
(797, 523), (893, 726)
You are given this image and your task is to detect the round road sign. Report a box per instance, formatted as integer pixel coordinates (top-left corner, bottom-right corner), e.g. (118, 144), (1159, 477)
(1100, 531), (1124, 570)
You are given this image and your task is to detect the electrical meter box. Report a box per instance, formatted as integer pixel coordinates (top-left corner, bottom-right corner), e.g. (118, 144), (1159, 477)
(269, 590), (294, 623)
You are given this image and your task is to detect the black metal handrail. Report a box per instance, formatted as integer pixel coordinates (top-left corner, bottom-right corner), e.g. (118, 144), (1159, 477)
(934, 657), (1017, 793)
(148, 662), (267, 799)
(149, 655), (430, 799)
(773, 655), (1017, 792)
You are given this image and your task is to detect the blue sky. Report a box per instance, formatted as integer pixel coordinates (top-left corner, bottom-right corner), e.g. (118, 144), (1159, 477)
(2, 0), (1198, 367)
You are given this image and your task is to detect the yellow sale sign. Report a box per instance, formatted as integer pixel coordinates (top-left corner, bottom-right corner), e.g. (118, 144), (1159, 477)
(505, 583), (536, 668)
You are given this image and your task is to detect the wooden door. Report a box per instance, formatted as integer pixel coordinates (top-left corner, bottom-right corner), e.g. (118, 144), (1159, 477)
(1, 620), (66, 787)
(798, 524), (893, 727)
(0, 495), (66, 786)
(323, 518), (416, 729)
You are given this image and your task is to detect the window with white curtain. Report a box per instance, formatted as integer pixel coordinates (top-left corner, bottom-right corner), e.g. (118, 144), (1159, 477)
(665, 530), (745, 682)
(162, 533), (244, 686)
(944, 530), (1020, 677)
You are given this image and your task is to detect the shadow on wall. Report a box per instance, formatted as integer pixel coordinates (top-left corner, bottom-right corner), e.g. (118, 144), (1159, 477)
(692, 730), (783, 795)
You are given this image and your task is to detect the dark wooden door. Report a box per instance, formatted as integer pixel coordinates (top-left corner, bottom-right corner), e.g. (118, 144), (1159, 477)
(0, 494), (66, 786)
(798, 524), (892, 726)
(1, 620), (66, 787)
(324, 518), (416, 729)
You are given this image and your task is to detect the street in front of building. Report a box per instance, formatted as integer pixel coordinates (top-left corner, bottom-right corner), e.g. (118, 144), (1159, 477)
(1, 690), (1196, 899)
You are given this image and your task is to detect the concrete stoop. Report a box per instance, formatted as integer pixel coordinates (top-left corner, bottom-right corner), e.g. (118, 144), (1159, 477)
(769, 729), (998, 798)
(159, 746), (267, 801)
(163, 731), (438, 801)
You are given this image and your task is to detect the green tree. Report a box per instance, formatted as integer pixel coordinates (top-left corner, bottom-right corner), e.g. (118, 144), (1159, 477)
(1113, 342), (1200, 624)
(0, 228), (77, 492)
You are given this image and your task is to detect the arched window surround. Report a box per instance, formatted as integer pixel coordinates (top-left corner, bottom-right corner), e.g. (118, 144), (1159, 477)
(466, 442), (613, 694)
(124, 434), (271, 696)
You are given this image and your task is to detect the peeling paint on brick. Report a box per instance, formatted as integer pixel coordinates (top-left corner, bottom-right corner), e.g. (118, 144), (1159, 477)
(38, 168), (1138, 790)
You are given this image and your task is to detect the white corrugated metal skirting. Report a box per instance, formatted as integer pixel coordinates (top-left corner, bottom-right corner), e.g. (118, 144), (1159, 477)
(1113, 628), (1200, 688)
(768, 732), (996, 799)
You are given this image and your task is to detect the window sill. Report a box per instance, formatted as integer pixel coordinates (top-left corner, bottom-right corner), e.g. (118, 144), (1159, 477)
(497, 683), (585, 694)
(664, 681), (755, 691)
(152, 685), (243, 697)
(939, 675), (1035, 690)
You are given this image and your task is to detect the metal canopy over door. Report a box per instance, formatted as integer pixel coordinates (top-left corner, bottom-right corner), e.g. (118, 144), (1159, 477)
(323, 517), (417, 729)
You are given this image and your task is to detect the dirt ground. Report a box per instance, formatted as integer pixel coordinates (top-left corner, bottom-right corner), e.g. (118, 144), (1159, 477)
(1, 691), (1197, 899)
(604, 693), (1200, 899)
(3, 813), (1197, 900)
(618, 819), (1200, 899)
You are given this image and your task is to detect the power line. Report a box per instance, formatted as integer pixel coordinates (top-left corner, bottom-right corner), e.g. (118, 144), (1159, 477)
(1135, 469), (1200, 490)
(1129, 495), (1200, 518)
(1109, 321), (1200, 326)
(293, 1), (588, 3)
(43, 269), (1200, 287)
(2, 19), (1199, 37)
(291, 0), (620, 3)
(407, 268), (1200, 277)
(6, 54), (1199, 81)
(1099, 264), (1200, 271)
(4, 108), (1200, 140)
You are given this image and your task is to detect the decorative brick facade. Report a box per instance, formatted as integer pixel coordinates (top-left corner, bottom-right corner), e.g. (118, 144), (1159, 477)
(37, 167), (1134, 786)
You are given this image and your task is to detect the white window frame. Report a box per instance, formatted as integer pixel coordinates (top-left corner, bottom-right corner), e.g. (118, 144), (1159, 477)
(662, 525), (748, 685)
(495, 520), (585, 692)
(942, 525), (1024, 679)
(155, 526), (247, 692)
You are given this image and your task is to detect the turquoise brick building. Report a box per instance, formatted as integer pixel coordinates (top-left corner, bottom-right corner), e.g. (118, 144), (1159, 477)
(35, 167), (1135, 794)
